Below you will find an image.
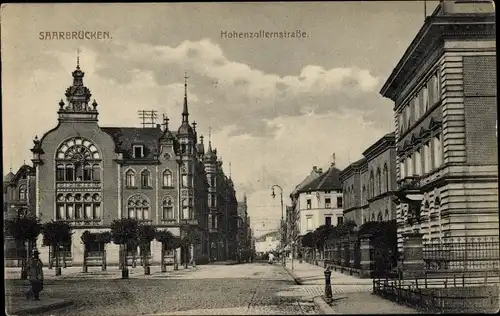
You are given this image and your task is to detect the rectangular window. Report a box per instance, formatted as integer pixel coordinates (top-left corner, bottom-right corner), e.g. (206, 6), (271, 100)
(433, 133), (443, 169)
(405, 105), (411, 129)
(128, 207), (135, 219)
(414, 149), (422, 176)
(306, 216), (313, 231)
(210, 177), (216, 187)
(325, 216), (332, 226)
(57, 204), (65, 220)
(84, 204), (92, 219)
(163, 172), (172, 187)
(182, 207), (189, 220)
(75, 204), (82, 219)
(143, 208), (149, 220)
(93, 204), (100, 219)
(407, 155), (413, 177)
(325, 198), (331, 208)
(66, 204), (73, 219)
(163, 206), (173, 220)
(133, 145), (144, 158)
(413, 94), (420, 121)
(337, 196), (343, 208)
(306, 199), (311, 209)
(182, 174), (188, 187)
(56, 167), (65, 182)
(423, 142), (431, 174)
(400, 159), (406, 179)
(211, 194), (216, 207)
(337, 216), (343, 226)
(83, 166), (92, 181)
(211, 215), (216, 228)
(422, 86), (429, 113)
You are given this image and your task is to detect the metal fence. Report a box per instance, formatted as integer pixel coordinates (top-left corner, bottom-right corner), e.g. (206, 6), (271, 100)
(423, 236), (500, 272)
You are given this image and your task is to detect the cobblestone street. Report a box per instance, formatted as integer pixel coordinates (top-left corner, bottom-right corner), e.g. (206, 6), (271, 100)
(6, 263), (319, 315)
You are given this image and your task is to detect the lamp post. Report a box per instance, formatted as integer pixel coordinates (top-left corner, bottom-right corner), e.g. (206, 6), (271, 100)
(271, 185), (285, 266)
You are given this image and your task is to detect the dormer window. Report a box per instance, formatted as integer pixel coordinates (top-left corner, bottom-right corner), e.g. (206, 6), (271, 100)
(133, 145), (144, 158)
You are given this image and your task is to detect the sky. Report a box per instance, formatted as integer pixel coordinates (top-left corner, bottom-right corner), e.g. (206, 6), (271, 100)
(1, 1), (439, 237)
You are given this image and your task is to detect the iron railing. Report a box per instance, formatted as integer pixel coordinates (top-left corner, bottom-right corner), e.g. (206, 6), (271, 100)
(423, 236), (500, 272)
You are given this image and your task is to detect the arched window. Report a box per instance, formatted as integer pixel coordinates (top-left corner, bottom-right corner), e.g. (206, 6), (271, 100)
(163, 169), (173, 187)
(141, 169), (151, 188)
(162, 197), (174, 220)
(383, 163), (389, 192)
(19, 185), (27, 200)
(56, 164), (65, 181)
(83, 163), (92, 181)
(376, 168), (381, 196)
(56, 137), (101, 182)
(126, 170), (136, 188)
(127, 195), (150, 220)
(369, 171), (374, 198)
(66, 164), (75, 181)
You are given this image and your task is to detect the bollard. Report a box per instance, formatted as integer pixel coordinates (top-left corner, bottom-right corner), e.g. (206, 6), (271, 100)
(324, 268), (333, 303)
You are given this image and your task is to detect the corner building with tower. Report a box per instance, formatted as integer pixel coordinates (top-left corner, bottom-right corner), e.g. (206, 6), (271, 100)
(26, 61), (239, 267)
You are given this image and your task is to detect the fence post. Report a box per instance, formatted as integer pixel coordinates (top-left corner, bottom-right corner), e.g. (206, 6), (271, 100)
(402, 231), (424, 279)
(324, 268), (333, 303)
(359, 234), (373, 278)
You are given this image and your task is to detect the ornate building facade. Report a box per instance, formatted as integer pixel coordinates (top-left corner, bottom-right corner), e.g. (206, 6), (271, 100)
(340, 133), (398, 227)
(20, 61), (237, 266)
(379, 0), (497, 248)
(4, 165), (36, 267)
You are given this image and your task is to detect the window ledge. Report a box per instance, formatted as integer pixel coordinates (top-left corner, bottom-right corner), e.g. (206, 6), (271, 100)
(126, 186), (138, 189)
(162, 186), (174, 189)
(141, 186), (153, 189)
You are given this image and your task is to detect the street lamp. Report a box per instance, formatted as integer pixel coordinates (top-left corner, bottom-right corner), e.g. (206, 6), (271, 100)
(271, 185), (285, 266)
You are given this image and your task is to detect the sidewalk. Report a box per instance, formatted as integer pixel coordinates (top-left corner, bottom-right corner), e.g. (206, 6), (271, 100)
(284, 261), (420, 314)
(5, 295), (73, 315)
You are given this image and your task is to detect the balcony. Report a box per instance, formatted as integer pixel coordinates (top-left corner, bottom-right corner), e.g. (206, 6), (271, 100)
(61, 219), (103, 226)
(397, 176), (421, 191)
(56, 181), (101, 191)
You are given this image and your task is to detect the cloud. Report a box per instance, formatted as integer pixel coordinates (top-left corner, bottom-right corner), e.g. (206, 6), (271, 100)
(89, 38), (392, 137)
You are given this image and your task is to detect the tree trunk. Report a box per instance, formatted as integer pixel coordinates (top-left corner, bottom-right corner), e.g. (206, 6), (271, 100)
(83, 245), (88, 273)
(121, 244), (129, 279)
(55, 244), (62, 276)
(161, 244), (166, 273)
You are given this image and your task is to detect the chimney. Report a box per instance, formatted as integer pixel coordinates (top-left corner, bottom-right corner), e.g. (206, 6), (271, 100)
(331, 153), (336, 167)
(312, 166), (317, 172)
(318, 168), (323, 173)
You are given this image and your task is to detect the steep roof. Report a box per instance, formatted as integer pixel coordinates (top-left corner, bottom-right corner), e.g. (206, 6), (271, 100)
(297, 166), (342, 193)
(101, 126), (165, 159)
(4, 172), (15, 183)
(291, 168), (322, 196)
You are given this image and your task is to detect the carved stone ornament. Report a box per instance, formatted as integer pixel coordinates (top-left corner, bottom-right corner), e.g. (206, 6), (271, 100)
(164, 153), (171, 159)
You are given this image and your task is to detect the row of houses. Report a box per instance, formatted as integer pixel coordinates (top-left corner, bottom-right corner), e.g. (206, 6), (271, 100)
(286, 0), (497, 253)
(4, 63), (253, 267)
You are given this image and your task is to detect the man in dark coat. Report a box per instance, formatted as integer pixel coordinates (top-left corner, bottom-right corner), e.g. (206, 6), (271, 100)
(25, 248), (44, 301)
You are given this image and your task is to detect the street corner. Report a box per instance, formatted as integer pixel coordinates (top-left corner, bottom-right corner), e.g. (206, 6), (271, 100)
(312, 296), (338, 315)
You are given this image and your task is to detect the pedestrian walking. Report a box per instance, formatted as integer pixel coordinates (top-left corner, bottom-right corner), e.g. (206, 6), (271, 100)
(268, 252), (274, 264)
(25, 248), (44, 301)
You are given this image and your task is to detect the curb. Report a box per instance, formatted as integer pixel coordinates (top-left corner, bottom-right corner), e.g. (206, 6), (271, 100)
(313, 296), (338, 315)
(8, 300), (74, 316)
(283, 266), (303, 285)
